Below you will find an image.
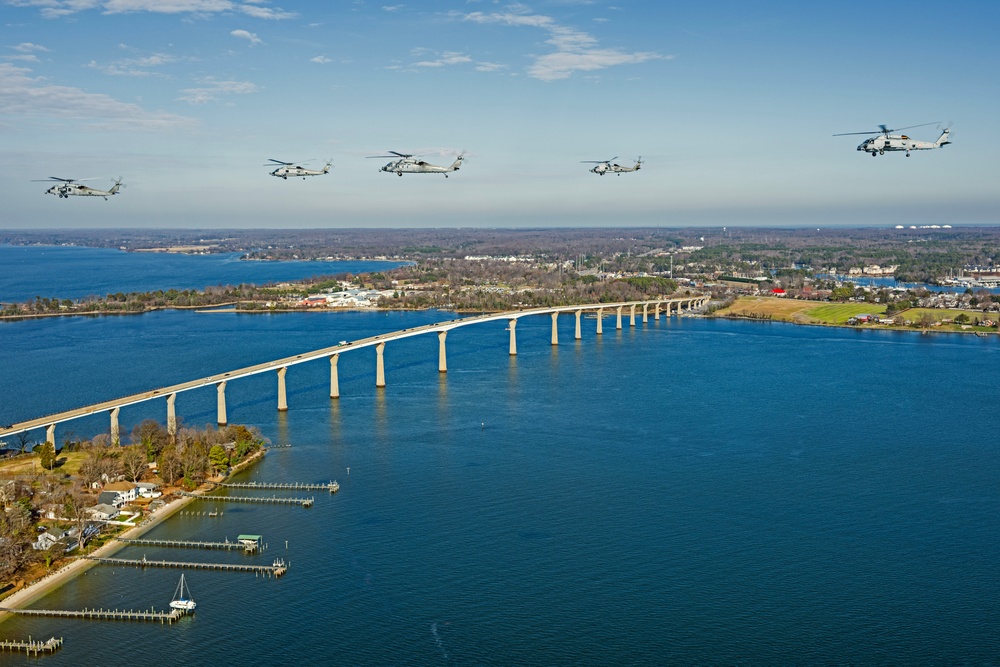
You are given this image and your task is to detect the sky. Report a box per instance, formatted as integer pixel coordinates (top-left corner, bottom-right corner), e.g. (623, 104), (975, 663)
(1, 0), (998, 228)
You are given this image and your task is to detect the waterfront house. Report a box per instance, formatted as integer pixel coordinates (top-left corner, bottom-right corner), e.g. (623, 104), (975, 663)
(33, 527), (67, 551)
(88, 503), (120, 521)
(136, 482), (162, 499)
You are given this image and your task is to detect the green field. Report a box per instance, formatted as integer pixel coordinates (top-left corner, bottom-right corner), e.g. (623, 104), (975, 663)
(802, 303), (887, 324)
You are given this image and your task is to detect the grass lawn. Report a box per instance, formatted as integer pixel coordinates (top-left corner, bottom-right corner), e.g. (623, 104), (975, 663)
(715, 297), (886, 324)
(0, 451), (89, 477)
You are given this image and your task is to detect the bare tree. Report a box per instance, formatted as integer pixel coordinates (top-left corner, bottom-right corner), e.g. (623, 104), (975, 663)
(120, 445), (147, 483)
(64, 491), (96, 551)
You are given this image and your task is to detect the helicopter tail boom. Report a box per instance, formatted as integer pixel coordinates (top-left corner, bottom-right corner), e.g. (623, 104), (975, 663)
(935, 129), (951, 147)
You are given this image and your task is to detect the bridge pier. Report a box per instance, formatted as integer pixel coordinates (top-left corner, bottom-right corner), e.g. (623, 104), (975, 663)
(110, 407), (120, 445)
(654, 302), (661, 320)
(329, 354), (339, 399)
(277, 367), (288, 411)
(46, 424), (55, 447)
(642, 303), (648, 323)
(596, 308), (604, 335)
(166, 393), (177, 437)
(551, 312), (559, 346)
(575, 310), (582, 340)
(508, 319), (517, 356)
(616, 306), (623, 330)
(438, 331), (447, 373)
(216, 381), (227, 426)
(629, 304), (636, 327)
(376, 342), (386, 388)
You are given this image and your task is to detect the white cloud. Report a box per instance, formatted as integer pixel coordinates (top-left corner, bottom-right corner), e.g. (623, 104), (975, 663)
(230, 29), (262, 45)
(460, 8), (667, 81)
(85, 52), (177, 76)
(178, 77), (260, 104)
(8, 0), (295, 19)
(474, 61), (507, 72)
(310, 55), (331, 64)
(0, 62), (196, 130)
(414, 51), (472, 67)
(10, 42), (51, 54)
(382, 4), (403, 11)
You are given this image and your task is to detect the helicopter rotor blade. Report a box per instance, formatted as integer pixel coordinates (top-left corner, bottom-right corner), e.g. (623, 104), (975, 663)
(891, 121), (942, 133)
(832, 131), (880, 136)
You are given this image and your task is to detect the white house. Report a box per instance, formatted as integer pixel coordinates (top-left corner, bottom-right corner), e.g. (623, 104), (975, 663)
(88, 504), (120, 521)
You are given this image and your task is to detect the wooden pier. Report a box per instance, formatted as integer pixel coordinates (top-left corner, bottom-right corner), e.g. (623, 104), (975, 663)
(117, 537), (260, 553)
(85, 556), (288, 577)
(216, 481), (339, 493)
(179, 491), (314, 507)
(0, 636), (63, 655)
(1, 605), (185, 623)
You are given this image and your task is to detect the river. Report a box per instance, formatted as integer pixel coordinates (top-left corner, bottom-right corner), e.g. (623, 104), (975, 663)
(0, 249), (997, 664)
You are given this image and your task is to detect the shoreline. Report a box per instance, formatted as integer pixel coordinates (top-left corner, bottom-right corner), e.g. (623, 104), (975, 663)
(0, 449), (267, 623)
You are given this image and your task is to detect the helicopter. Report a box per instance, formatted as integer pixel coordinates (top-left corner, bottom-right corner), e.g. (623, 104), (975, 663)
(368, 151), (463, 177)
(833, 123), (951, 157)
(34, 177), (123, 200)
(266, 159), (332, 179)
(581, 156), (642, 175)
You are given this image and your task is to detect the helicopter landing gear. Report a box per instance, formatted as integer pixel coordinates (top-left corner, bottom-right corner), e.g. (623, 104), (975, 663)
(397, 172), (403, 177)
(906, 152), (911, 157)
(872, 151), (877, 157)
(879, 149), (884, 155)
(444, 174), (448, 178)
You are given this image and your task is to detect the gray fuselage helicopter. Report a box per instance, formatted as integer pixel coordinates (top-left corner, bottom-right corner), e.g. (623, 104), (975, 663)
(581, 157), (642, 175)
(266, 159), (332, 179)
(35, 177), (123, 200)
(368, 152), (463, 177)
(834, 123), (951, 157)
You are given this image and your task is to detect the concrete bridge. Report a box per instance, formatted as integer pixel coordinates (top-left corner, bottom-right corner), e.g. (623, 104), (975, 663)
(0, 296), (708, 444)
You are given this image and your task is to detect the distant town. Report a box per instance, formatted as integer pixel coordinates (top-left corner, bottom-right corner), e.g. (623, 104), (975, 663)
(2, 228), (999, 330)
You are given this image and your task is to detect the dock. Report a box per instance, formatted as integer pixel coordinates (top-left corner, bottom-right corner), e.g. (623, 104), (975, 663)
(1, 605), (185, 623)
(179, 491), (314, 507)
(85, 556), (288, 577)
(0, 637), (63, 655)
(216, 481), (339, 493)
(117, 537), (260, 553)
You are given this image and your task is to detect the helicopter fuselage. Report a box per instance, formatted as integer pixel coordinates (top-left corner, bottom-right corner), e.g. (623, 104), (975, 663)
(379, 156), (462, 177)
(45, 183), (121, 200)
(269, 165), (330, 179)
(856, 129), (950, 157)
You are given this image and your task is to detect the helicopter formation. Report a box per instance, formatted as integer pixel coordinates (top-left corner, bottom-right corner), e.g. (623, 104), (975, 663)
(37, 124), (952, 199)
(833, 122), (951, 157)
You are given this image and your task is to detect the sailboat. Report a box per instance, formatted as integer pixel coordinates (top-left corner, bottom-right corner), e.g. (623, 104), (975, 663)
(170, 574), (197, 611)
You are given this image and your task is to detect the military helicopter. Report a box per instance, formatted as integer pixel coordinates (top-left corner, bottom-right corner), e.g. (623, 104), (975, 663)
(266, 159), (332, 179)
(581, 156), (642, 175)
(367, 151), (463, 177)
(34, 177), (123, 200)
(833, 123), (951, 157)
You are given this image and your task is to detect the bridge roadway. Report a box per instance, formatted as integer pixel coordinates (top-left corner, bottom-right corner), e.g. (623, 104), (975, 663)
(0, 296), (708, 442)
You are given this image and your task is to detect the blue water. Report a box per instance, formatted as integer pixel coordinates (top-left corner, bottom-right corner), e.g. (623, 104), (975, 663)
(1, 306), (998, 665)
(0, 245), (404, 302)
